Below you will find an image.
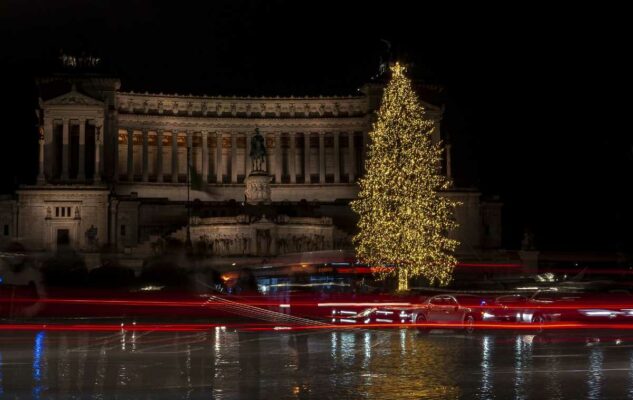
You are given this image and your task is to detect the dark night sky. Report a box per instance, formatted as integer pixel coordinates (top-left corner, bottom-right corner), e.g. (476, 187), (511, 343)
(0, 1), (629, 252)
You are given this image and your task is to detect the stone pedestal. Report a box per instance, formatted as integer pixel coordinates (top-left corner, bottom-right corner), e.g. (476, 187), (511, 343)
(245, 171), (272, 204)
(519, 250), (540, 275)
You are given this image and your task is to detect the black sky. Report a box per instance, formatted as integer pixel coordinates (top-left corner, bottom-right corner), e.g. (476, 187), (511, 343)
(0, 1), (629, 252)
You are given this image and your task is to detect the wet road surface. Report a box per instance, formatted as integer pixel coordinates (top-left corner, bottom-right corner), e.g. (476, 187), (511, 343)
(2, 327), (633, 399)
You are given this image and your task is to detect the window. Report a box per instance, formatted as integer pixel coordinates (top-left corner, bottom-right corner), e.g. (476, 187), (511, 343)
(430, 297), (446, 306)
(54, 206), (74, 218)
(445, 297), (458, 307)
(120, 225), (126, 236)
(3, 224), (8, 236)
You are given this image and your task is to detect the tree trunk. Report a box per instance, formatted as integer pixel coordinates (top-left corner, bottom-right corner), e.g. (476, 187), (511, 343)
(397, 268), (409, 292)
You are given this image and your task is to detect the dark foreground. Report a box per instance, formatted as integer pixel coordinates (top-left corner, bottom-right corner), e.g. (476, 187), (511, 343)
(2, 327), (633, 399)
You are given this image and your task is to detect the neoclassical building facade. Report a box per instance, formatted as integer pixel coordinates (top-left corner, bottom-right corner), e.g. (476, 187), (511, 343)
(0, 69), (501, 260)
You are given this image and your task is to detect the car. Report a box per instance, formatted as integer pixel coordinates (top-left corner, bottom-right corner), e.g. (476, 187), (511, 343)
(502, 289), (633, 327)
(331, 293), (527, 332)
(408, 294), (505, 333)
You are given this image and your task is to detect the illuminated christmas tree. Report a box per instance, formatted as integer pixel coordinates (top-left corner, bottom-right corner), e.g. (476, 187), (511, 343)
(351, 62), (459, 289)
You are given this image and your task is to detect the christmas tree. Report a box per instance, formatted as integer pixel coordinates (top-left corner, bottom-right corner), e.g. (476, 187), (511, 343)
(351, 62), (459, 289)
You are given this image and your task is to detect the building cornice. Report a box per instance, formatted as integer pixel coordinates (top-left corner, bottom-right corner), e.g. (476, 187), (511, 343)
(116, 114), (370, 132)
(116, 92), (369, 119)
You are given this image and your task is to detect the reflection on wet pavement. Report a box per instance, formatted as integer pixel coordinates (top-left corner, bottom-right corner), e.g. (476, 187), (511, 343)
(2, 328), (633, 399)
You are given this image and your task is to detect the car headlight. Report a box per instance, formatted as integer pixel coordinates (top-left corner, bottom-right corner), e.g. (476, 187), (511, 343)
(481, 311), (495, 320)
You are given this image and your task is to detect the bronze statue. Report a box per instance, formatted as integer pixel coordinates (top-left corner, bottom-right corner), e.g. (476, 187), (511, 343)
(250, 128), (266, 172)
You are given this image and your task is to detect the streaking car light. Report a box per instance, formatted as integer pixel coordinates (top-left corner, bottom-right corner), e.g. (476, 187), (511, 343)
(375, 318), (394, 323)
(481, 312), (495, 320)
(376, 310), (394, 315)
(138, 285), (165, 291)
(318, 303), (411, 307)
(579, 309), (620, 317)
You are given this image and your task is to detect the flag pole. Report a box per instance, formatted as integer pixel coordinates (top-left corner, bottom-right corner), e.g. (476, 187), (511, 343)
(186, 145), (192, 249)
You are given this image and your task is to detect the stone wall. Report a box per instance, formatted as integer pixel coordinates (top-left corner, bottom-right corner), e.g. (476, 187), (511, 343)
(15, 186), (109, 251)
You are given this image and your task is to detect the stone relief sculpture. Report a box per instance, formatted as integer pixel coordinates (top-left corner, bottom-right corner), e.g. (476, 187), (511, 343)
(198, 233), (253, 256)
(256, 229), (272, 256)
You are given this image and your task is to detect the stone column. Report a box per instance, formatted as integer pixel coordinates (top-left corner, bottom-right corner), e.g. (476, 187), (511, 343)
(303, 132), (310, 183)
(113, 127), (119, 182)
(231, 133), (237, 183)
(127, 128), (134, 181)
(245, 131), (252, 176)
(216, 133), (223, 183)
(186, 130), (193, 180)
(94, 122), (102, 182)
(171, 130), (179, 183)
(333, 131), (340, 183)
(446, 143), (453, 180)
(156, 130), (164, 182)
(347, 132), (356, 182)
(109, 199), (118, 247)
(362, 131), (369, 176)
(274, 132), (282, 183)
(142, 128), (149, 182)
(37, 129), (45, 184)
(289, 132), (296, 183)
(201, 131), (209, 183)
(319, 132), (326, 183)
(61, 118), (69, 180)
(78, 118), (86, 180)
(44, 118), (53, 179)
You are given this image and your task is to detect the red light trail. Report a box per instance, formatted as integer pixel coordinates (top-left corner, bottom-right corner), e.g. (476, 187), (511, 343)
(5, 321), (633, 333)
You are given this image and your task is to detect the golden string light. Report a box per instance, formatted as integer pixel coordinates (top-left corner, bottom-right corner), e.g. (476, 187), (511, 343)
(351, 62), (460, 289)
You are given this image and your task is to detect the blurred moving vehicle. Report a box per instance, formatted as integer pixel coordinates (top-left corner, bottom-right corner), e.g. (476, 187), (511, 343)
(506, 289), (633, 325)
(332, 294), (519, 333)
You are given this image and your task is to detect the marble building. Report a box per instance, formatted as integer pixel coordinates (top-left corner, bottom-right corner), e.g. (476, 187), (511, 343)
(0, 66), (502, 260)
